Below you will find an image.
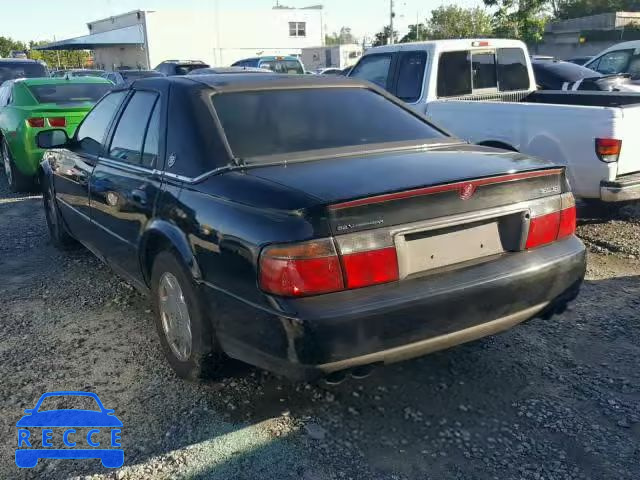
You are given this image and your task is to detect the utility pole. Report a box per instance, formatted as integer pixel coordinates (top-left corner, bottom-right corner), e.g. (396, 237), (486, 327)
(389, 0), (394, 44)
(416, 11), (420, 41)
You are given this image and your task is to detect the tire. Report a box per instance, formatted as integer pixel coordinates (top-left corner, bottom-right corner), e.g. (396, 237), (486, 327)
(2, 139), (34, 193)
(151, 250), (223, 380)
(578, 199), (621, 219)
(42, 176), (77, 249)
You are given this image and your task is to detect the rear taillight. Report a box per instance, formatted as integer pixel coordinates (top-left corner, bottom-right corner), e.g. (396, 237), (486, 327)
(27, 117), (45, 128)
(595, 138), (621, 163)
(48, 117), (66, 127)
(259, 233), (400, 297)
(341, 247), (399, 289)
(525, 193), (576, 249)
(259, 239), (344, 296)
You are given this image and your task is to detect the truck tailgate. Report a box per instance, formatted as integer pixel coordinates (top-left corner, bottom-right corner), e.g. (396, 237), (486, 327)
(616, 105), (640, 176)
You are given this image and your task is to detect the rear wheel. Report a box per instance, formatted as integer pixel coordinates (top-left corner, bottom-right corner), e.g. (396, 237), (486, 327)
(42, 176), (77, 249)
(151, 250), (223, 380)
(2, 139), (34, 193)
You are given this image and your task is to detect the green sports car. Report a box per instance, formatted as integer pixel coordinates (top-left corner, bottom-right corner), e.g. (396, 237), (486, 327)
(0, 76), (112, 192)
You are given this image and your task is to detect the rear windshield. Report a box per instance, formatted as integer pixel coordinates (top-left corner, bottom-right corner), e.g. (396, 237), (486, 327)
(28, 83), (111, 104)
(0, 62), (47, 83)
(176, 64), (209, 75)
(121, 70), (164, 80)
(72, 70), (105, 77)
(212, 87), (445, 160)
(259, 60), (304, 74)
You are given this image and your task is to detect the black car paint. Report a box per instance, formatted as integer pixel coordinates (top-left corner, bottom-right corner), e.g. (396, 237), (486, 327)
(40, 75), (586, 380)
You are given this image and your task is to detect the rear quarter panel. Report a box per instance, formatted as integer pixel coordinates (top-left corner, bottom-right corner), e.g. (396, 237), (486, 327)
(426, 100), (617, 199)
(614, 104), (640, 176)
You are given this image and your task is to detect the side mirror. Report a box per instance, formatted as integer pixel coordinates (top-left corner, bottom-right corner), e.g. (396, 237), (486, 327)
(37, 129), (70, 149)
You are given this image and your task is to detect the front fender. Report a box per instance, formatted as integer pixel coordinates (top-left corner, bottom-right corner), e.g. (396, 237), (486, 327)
(139, 219), (202, 284)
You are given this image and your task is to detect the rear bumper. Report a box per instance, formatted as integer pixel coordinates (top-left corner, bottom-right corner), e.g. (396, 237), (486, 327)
(600, 172), (640, 202)
(207, 236), (586, 381)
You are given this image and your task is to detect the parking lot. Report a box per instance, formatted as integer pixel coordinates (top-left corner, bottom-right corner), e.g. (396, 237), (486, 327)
(1, 175), (639, 479)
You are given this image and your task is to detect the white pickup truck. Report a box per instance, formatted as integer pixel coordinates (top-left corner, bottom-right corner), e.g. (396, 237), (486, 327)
(349, 39), (640, 204)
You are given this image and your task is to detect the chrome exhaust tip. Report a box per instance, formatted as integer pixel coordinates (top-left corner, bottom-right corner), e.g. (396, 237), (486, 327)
(350, 364), (375, 380)
(323, 371), (347, 385)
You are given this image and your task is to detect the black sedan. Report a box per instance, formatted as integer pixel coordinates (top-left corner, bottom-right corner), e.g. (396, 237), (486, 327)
(37, 75), (586, 381)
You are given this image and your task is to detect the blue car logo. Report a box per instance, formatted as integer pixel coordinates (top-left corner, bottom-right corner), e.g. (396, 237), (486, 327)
(16, 391), (123, 468)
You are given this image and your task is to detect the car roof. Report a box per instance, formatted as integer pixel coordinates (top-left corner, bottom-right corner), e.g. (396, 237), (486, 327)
(162, 59), (207, 65)
(17, 76), (113, 85)
(0, 58), (43, 63)
(593, 40), (640, 58)
(169, 73), (368, 92)
(364, 38), (526, 55)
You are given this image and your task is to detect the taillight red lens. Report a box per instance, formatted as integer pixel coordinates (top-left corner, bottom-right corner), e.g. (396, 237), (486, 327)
(526, 193), (576, 249)
(595, 138), (621, 162)
(48, 117), (66, 127)
(27, 117), (45, 128)
(525, 211), (561, 249)
(341, 247), (399, 289)
(259, 239), (344, 296)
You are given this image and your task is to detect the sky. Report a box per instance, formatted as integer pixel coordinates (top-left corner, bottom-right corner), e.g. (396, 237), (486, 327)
(1, 0), (482, 44)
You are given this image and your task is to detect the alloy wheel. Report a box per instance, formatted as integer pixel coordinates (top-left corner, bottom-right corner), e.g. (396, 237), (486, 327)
(158, 272), (192, 362)
(2, 142), (12, 187)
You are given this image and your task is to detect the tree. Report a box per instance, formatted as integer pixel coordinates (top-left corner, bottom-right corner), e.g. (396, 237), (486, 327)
(426, 6), (494, 40)
(400, 23), (429, 43)
(556, 0), (640, 19)
(484, 0), (548, 44)
(325, 26), (357, 45)
(27, 41), (91, 69)
(372, 26), (398, 47)
(0, 36), (27, 57)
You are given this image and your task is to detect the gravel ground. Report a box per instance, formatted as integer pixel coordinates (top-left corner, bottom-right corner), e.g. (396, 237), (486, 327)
(1, 175), (639, 480)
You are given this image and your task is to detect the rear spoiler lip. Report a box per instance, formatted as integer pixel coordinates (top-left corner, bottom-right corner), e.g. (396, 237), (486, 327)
(329, 168), (565, 211)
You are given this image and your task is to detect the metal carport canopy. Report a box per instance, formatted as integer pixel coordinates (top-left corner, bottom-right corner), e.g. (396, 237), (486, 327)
(34, 25), (144, 50)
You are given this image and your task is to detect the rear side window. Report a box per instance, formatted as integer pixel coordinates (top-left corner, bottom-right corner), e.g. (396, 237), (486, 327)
(471, 52), (497, 90)
(141, 101), (161, 168)
(212, 87), (445, 160)
(109, 91), (158, 165)
(76, 91), (126, 155)
(27, 83), (111, 104)
(395, 51), (427, 102)
(497, 48), (530, 91)
(349, 54), (392, 89)
(437, 51), (471, 97)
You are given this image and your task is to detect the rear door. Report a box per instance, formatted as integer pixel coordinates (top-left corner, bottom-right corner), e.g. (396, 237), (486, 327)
(89, 87), (163, 283)
(51, 91), (127, 245)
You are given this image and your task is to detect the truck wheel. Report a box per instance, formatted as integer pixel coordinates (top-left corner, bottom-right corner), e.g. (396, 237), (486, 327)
(42, 177), (77, 249)
(2, 139), (34, 193)
(151, 250), (223, 380)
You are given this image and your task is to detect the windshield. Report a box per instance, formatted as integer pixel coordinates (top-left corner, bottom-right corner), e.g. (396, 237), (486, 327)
(0, 63), (47, 83)
(28, 83), (111, 104)
(37, 395), (101, 412)
(176, 64), (209, 75)
(212, 87), (445, 160)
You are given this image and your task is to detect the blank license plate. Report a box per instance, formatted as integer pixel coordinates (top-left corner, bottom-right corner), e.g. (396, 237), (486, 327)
(397, 221), (504, 277)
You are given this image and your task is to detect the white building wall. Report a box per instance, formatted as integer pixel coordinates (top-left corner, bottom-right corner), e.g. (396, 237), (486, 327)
(93, 46), (148, 71)
(145, 8), (323, 68)
(88, 11), (144, 34)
